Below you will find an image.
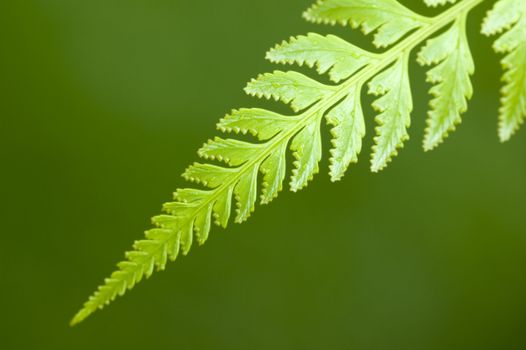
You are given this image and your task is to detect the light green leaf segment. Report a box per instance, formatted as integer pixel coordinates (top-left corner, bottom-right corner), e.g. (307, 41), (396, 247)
(482, 0), (526, 141)
(72, 0), (525, 325)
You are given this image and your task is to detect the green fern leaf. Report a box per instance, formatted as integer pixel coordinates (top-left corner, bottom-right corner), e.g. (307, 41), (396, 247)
(213, 186), (233, 228)
(245, 71), (336, 112)
(198, 137), (263, 166)
(73, 0), (523, 325)
(418, 15), (474, 150)
(260, 142), (287, 204)
(290, 118), (323, 191)
(369, 55), (413, 172)
(182, 163), (235, 188)
(234, 165), (259, 222)
(326, 86), (365, 181)
(266, 33), (379, 83)
(482, 0), (526, 141)
(303, 0), (430, 47)
(217, 108), (298, 141)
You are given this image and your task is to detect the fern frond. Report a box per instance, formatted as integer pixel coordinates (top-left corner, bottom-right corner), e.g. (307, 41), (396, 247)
(73, 0), (514, 325)
(482, 0), (526, 141)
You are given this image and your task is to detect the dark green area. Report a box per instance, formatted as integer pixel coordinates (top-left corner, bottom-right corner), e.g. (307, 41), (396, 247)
(1, 0), (525, 349)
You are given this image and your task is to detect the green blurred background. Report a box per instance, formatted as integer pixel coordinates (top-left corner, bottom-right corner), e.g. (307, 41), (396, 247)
(1, 0), (525, 349)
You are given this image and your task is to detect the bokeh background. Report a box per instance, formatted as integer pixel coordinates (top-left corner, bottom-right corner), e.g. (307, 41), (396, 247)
(2, 0), (525, 349)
